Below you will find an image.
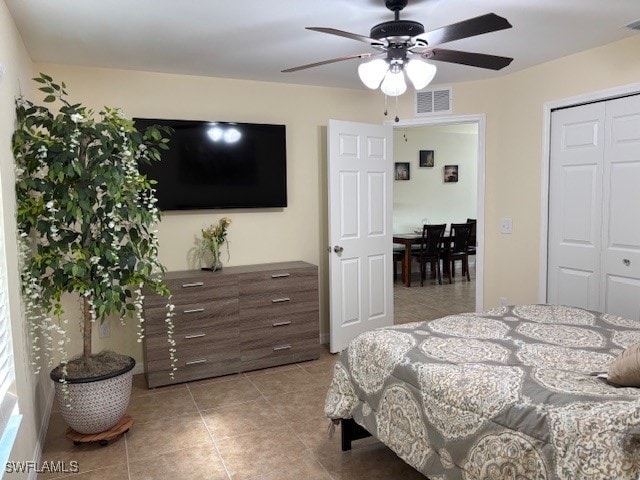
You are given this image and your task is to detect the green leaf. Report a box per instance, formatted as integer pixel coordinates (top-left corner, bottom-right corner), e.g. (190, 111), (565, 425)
(43, 95), (56, 103)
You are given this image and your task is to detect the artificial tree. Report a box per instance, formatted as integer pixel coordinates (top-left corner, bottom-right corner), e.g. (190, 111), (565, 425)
(13, 73), (175, 382)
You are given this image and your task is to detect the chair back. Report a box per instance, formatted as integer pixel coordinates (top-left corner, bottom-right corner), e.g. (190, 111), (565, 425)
(421, 224), (447, 258)
(466, 218), (477, 246)
(450, 222), (473, 254)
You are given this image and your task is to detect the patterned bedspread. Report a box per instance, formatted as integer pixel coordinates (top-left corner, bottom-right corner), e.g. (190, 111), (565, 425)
(324, 305), (640, 479)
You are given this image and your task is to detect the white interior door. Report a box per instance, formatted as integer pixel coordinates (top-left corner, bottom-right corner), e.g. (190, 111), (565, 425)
(548, 103), (605, 310)
(328, 119), (393, 353)
(600, 95), (640, 320)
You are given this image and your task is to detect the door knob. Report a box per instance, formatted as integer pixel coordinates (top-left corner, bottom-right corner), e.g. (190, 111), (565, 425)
(333, 245), (344, 254)
(623, 259), (631, 266)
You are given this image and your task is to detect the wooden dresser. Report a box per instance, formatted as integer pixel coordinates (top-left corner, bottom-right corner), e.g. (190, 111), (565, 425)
(142, 261), (319, 387)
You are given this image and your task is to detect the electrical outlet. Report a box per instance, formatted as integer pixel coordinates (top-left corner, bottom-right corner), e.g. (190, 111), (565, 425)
(500, 217), (513, 234)
(99, 320), (110, 339)
(499, 297), (508, 307)
(0, 64), (5, 84)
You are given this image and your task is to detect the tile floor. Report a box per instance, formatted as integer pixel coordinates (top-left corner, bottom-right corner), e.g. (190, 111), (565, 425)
(39, 266), (475, 479)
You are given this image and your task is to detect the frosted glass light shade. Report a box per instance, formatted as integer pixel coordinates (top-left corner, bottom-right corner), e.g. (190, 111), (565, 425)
(380, 70), (407, 97)
(357, 59), (388, 89)
(405, 59), (437, 90)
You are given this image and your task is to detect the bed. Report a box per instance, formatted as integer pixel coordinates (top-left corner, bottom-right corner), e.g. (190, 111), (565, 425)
(324, 304), (640, 479)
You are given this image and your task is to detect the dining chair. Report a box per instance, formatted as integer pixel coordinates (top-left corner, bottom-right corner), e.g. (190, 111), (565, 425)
(412, 224), (447, 286)
(392, 246), (405, 281)
(466, 218), (477, 274)
(445, 222), (473, 283)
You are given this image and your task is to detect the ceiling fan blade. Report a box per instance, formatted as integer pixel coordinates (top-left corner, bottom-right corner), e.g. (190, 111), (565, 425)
(420, 48), (513, 70)
(282, 53), (374, 73)
(306, 27), (385, 47)
(417, 13), (512, 46)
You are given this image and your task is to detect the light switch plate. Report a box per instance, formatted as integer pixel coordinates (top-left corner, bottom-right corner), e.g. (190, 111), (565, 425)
(500, 217), (513, 234)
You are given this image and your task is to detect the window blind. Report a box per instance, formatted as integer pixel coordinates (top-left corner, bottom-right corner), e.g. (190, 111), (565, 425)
(0, 202), (20, 471)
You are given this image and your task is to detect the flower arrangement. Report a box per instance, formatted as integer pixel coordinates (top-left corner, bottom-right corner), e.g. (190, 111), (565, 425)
(13, 73), (176, 384)
(197, 217), (232, 270)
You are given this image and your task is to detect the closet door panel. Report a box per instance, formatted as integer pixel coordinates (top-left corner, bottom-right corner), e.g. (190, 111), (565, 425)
(547, 103), (605, 310)
(601, 95), (640, 320)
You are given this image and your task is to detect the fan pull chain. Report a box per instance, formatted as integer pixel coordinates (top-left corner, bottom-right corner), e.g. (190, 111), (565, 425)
(383, 94), (388, 117)
(394, 95), (400, 122)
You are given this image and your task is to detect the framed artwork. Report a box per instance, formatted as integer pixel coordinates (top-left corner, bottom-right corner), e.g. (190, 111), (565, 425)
(419, 149), (435, 167)
(444, 165), (458, 183)
(395, 162), (410, 181)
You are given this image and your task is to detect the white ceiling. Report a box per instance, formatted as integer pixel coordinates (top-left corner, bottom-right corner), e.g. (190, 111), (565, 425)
(6, 0), (640, 90)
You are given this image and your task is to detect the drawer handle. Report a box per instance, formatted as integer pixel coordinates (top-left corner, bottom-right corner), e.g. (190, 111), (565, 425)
(272, 297), (291, 304)
(183, 308), (205, 314)
(185, 359), (207, 366)
(182, 282), (204, 288)
(273, 344), (292, 351)
(271, 273), (290, 279)
(272, 321), (292, 327)
(184, 333), (206, 339)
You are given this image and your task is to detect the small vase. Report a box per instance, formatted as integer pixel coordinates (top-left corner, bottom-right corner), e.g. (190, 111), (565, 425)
(210, 244), (223, 271)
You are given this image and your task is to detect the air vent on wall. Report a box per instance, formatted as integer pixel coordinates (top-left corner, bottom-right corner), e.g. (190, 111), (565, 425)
(415, 87), (452, 116)
(626, 19), (640, 31)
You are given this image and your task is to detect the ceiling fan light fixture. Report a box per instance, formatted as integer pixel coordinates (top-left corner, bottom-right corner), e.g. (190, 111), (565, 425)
(405, 59), (437, 90)
(357, 59), (388, 89)
(380, 68), (407, 97)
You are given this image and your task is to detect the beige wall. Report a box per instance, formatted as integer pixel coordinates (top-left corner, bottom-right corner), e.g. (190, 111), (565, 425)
(0, 2), (51, 475)
(393, 124), (478, 233)
(33, 63), (385, 363)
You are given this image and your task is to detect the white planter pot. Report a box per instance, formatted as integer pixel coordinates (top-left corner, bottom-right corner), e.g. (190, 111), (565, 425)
(51, 357), (135, 435)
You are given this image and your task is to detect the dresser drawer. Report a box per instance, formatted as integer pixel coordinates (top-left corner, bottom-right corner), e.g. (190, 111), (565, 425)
(240, 308), (317, 334)
(239, 290), (317, 323)
(146, 355), (240, 388)
(241, 336), (319, 372)
(241, 312), (318, 348)
(145, 324), (239, 361)
(144, 273), (238, 307)
(144, 298), (238, 334)
(145, 325), (239, 371)
(239, 267), (317, 296)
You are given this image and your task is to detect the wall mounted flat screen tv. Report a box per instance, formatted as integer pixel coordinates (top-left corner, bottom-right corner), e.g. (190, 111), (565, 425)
(134, 118), (287, 210)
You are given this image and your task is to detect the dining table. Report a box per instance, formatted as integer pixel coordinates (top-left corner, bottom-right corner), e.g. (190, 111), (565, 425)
(393, 232), (424, 287)
(393, 231), (451, 287)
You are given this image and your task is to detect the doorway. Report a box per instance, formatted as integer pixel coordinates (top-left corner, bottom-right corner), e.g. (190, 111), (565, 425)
(391, 115), (485, 323)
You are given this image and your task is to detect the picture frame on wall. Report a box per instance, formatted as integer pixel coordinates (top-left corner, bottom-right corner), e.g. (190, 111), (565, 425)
(444, 165), (458, 183)
(419, 150), (435, 167)
(395, 162), (410, 181)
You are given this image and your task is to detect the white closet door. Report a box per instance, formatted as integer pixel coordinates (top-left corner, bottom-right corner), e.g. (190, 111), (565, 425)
(548, 103), (605, 310)
(600, 95), (640, 320)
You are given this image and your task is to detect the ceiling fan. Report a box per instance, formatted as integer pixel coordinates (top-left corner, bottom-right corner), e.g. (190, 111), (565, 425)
(282, 0), (513, 96)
